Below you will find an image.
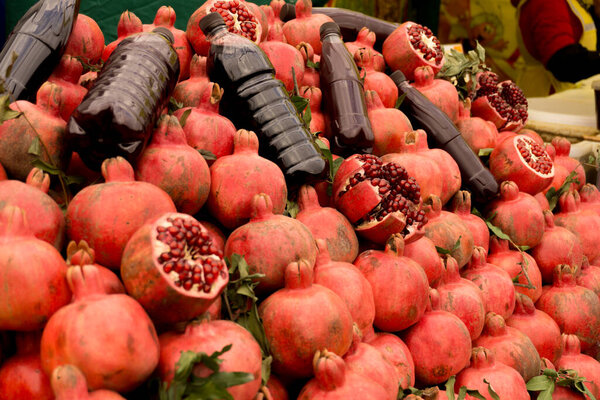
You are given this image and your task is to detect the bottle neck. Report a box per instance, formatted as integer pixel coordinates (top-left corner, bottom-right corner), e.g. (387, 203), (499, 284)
(322, 32), (343, 44)
(205, 25), (229, 42)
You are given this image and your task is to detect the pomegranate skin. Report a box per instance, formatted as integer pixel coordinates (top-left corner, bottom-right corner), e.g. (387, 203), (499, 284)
(356, 49), (398, 109)
(64, 14), (105, 65)
(556, 334), (600, 399)
(551, 137), (586, 190)
(102, 10), (143, 62)
(266, 374), (289, 400)
(411, 65), (460, 123)
(364, 331), (415, 390)
(366, 92), (413, 157)
(456, 99), (498, 155)
(158, 319), (262, 400)
(66, 157), (177, 269)
(66, 240), (125, 295)
(404, 235), (444, 287)
(577, 257), (600, 298)
(259, 40), (305, 92)
(281, 0), (333, 54)
(172, 54), (210, 107)
(344, 27), (385, 72)
(47, 54), (87, 122)
(51, 364), (126, 400)
(579, 183), (600, 217)
(449, 191), (489, 254)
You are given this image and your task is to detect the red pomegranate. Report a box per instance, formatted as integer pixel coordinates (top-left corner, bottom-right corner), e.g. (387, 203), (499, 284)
(172, 55), (210, 107)
(489, 134), (554, 195)
(259, 260), (354, 378)
(355, 48), (398, 108)
(158, 318), (262, 400)
(455, 347), (529, 400)
(354, 234), (430, 332)
(259, 40), (305, 92)
(382, 22), (445, 82)
(297, 350), (390, 399)
(64, 14), (104, 65)
(174, 82), (237, 165)
(462, 246), (516, 320)
(300, 86), (327, 135)
(187, 0), (264, 55)
(224, 193), (317, 294)
(363, 331), (415, 390)
(265, 375), (288, 400)
(47, 54), (87, 121)
(536, 190), (551, 211)
(556, 334), (600, 399)
(532, 210), (584, 283)
(401, 289), (472, 386)
(51, 364), (125, 400)
(66, 240), (125, 295)
(456, 99), (498, 154)
(121, 213), (228, 325)
(505, 292), (563, 364)
(135, 115), (211, 215)
(41, 265), (160, 392)
(0, 206), (70, 331)
(297, 42), (319, 87)
(551, 137), (586, 190)
(282, 0), (333, 54)
(365, 92), (413, 157)
(344, 27), (385, 72)
(536, 264), (600, 358)
(485, 180), (545, 248)
(102, 10), (143, 62)
(66, 156), (176, 269)
(0, 81), (70, 181)
(579, 183), (600, 216)
(261, 2), (285, 42)
(449, 190), (489, 253)
(471, 72), (528, 132)
(411, 65), (460, 123)
(487, 236), (543, 302)
(332, 153), (426, 244)
(404, 235), (444, 287)
(577, 257), (600, 298)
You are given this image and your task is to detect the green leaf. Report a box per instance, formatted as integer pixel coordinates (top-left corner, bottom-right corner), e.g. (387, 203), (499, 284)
(198, 371), (255, 389)
(456, 386), (467, 400)
(436, 236), (462, 255)
(545, 170), (579, 212)
(306, 60), (320, 69)
(27, 137), (43, 157)
(527, 375), (553, 391)
(445, 376), (456, 400)
(483, 379), (500, 400)
(0, 94), (21, 123)
(465, 389), (487, 400)
(395, 92), (407, 109)
(478, 148), (493, 157)
(284, 199), (299, 218)
(197, 149), (217, 161)
(168, 97), (184, 114)
(178, 108), (192, 128)
(261, 356), (272, 386)
(537, 388), (555, 400)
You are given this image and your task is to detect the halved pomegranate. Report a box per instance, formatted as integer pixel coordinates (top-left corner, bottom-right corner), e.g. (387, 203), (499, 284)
(121, 212), (228, 325)
(332, 154), (426, 245)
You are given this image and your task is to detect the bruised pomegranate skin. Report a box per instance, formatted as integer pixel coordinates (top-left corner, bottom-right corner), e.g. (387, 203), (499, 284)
(364, 331), (415, 390)
(51, 364), (125, 400)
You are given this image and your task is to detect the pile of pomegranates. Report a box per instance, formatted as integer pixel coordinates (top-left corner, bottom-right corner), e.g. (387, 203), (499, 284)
(1, 0), (599, 399)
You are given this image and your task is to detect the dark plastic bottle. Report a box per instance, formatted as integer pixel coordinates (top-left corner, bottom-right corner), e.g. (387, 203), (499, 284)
(67, 27), (180, 171)
(319, 22), (374, 156)
(0, 0), (80, 101)
(390, 70), (499, 203)
(199, 12), (327, 182)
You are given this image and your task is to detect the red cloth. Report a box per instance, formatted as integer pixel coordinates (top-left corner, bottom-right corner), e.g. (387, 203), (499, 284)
(519, 0), (584, 65)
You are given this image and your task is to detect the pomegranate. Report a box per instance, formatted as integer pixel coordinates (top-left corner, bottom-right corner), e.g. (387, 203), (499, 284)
(485, 180), (545, 248)
(577, 257), (600, 298)
(158, 318), (262, 400)
(174, 82), (237, 165)
(0, 81), (70, 181)
(355, 48), (398, 108)
(0, 206), (70, 331)
(536, 264), (600, 358)
(47, 54), (87, 121)
(421, 194), (474, 268)
(143, 6), (193, 80)
(401, 288), (472, 386)
(102, 10), (143, 62)
(471, 71), (528, 131)
(411, 65), (460, 123)
(551, 137), (586, 190)
(297, 350), (390, 399)
(382, 22), (445, 82)
(489, 134), (554, 195)
(172, 55), (210, 107)
(556, 334), (600, 399)
(66, 240), (125, 295)
(281, 0), (333, 54)
(0, 168), (65, 250)
(266, 375), (288, 400)
(259, 260), (353, 378)
(344, 27), (385, 72)
(404, 235), (444, 287)
(544, 144), (581, 197)
(455, 347), (529, 400)
(64, 14), (104, 65)
(313, 239), (375, 336)
(554, 190), (600, 265)
(300, 86), (327, 135)
(579, 183), (600, 216)
(436, 255), (486, 340)
(259, 40), (305, 92)
(41, 265), (160, 392)
(364, 331), (415, 390)
(536, 191), (551, 211)
(456, 99), (498, 154)
(224, 193), (317, 294)
(365, 92), (413, 157)
(261, 2), (285, 42)
(187, 0), (264, 56)
(121, 212), (228, 325)
(505, 292), (563, 364)
(66, 156), (176, 269)
(297, 42), (319, 87)
(332, 153), (426, 244)
(135, 115), (211, 215)
(532, 210), (584, 283)
(196, 220), (227, 254)
(449, 190), (489, 253)
(487, 236), (543, 302)
(354, 234), (429, 332)
(462, 246), (516, 320)
(51, 364), (125, 400)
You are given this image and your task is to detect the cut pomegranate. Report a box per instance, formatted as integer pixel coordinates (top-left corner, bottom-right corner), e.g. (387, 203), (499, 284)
(121, 212), (228, 325)
(332, 154), (426, 244)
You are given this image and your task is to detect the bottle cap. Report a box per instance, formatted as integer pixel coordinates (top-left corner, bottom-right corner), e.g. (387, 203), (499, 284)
(199, 12), (226, 35)
(279, 3), (296, 22)
(319, 22), (341, 39)
(152, 27), (175, 44)
(390, 70), (407, 85)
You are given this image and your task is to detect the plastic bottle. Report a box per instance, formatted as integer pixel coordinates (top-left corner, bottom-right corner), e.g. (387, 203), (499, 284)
(67, 27), (180, 171)
(390, 70), (500, 203)
(319, 21), (374, 156)
(0, 0), (80, 101)
(199, 12), (327, 182)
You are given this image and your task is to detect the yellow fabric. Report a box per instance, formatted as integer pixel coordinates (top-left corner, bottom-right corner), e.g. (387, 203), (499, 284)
(515, 0), (597, 97)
